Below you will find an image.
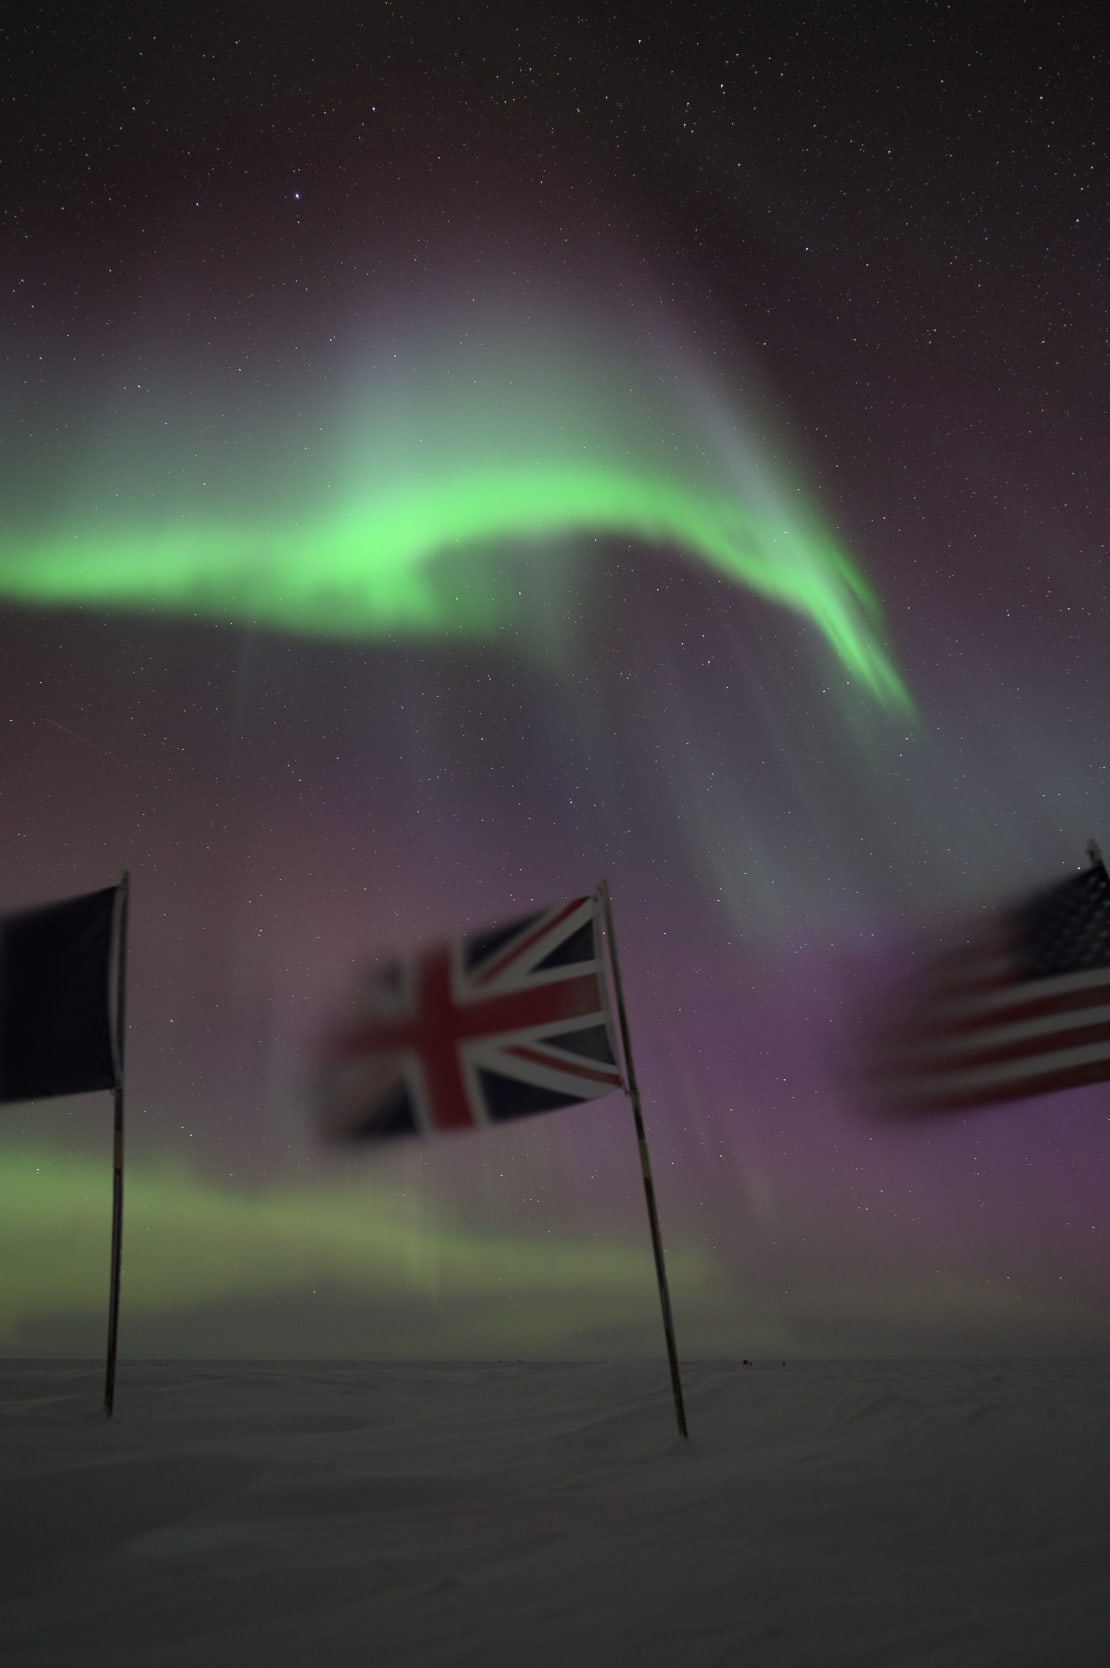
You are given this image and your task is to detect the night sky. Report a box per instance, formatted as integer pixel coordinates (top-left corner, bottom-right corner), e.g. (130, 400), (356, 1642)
(2, 4), (1107, 1360)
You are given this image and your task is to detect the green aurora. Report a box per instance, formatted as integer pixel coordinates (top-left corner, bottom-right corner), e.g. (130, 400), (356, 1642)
(1, 314), (910, 709)
(0, 1144), (716, 1358)
(4, 1146), (1103, 1359)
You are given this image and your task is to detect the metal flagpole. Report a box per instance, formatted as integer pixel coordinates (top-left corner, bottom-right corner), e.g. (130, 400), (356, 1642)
(104, 870), (130, 1417)
(597, 878), (688, 1440)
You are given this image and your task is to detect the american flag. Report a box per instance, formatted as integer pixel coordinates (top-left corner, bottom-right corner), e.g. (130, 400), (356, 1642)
(864, 859), (1110, 1113)
(313, 893), (624, 1140)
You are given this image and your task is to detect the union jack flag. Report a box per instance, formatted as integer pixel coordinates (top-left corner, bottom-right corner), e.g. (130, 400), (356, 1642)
(313, 894), (624, 1140)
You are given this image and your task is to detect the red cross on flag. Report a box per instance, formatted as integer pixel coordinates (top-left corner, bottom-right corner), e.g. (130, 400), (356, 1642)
(312, 894), (623, 1140)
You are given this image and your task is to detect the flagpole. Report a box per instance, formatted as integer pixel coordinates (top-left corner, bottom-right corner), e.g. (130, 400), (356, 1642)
(597, 878), (688, 1440)
(104, 870), (129, 1417)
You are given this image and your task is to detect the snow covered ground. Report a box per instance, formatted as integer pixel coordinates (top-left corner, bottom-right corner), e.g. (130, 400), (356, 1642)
(2, 1357), (1107, 1667)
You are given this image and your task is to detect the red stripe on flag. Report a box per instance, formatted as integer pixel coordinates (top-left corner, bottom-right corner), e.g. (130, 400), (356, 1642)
(473, 897), (588, 986)
(503, 1042), (623, 1088)
(894, 1052), (1110, 1112)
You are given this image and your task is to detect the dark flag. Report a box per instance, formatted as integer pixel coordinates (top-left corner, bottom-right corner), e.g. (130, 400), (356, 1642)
(863, 858), (1110, 1113)
(312, 894), (623, 1140)
(0, 886), (119, 1103)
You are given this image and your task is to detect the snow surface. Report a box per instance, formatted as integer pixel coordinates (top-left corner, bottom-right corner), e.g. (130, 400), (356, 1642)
(2, 1358), (1108, 1667)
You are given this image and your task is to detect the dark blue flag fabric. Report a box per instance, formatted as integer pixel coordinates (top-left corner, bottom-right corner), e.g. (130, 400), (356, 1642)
(864, 861), (1110, 1113)
(0, 887), (119, 1103)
